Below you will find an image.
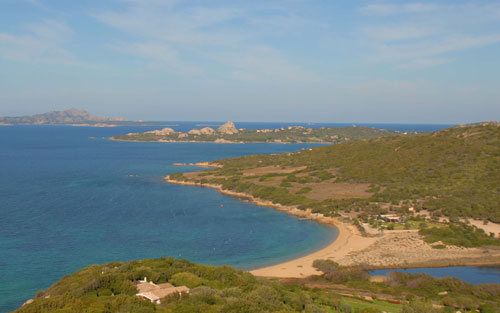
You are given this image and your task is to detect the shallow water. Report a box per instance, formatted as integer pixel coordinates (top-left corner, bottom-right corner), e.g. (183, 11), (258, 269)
(370, 266), (500, 285)
(0, 122), (453, 312)
(0, 124), (338, 312)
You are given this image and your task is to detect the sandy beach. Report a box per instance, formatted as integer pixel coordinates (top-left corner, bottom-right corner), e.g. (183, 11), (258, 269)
(166, 176), (500, 278)
(250, 219), (377, 277)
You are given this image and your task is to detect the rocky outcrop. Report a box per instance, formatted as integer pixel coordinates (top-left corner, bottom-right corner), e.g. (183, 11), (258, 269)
(188, 129), (202, 135)
(147, 128), (175, 135)
(217, 121), (239, 135)
(200, 127), (216, 135)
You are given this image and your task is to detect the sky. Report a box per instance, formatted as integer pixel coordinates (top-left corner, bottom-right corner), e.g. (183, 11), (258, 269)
(1, 0), (500, 123)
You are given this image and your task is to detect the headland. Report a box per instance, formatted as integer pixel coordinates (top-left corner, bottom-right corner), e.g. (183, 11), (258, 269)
(165, 175), (500, 278)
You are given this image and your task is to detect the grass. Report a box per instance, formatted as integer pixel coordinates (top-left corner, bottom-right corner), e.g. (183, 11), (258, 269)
(338, 296), (401, 313)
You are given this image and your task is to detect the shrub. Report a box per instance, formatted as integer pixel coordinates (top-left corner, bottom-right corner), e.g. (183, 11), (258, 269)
(170, 272), (207, 288)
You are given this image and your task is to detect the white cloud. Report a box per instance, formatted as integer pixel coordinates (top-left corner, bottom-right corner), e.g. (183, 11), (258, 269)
(360, 3), (438, 16)
(93, 0), (319, 81)
(376, 34), (500, 62)
(359, 2), (500, 69)
(362, 25), (433, 42)
(112, 41), (200, 74)
(217, 46), (319, 83)
(397, 58), (451, 69)
(0, 20), (75, 64)
(22, 0), (43, 7)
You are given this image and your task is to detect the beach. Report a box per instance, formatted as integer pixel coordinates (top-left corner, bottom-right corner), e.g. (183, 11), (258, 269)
(250, 219), (377, 277)
(166, 175), (500, 278)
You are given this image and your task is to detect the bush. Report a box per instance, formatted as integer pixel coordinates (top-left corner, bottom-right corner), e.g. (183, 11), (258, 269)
(312, 259), (340, 274)
(170, 272), (207, 288)
(400, 301), (442, 313)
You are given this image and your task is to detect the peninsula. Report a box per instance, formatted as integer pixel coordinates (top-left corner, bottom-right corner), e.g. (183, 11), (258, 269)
(167, 122), (500, 275)
(111, 121), (421, 144)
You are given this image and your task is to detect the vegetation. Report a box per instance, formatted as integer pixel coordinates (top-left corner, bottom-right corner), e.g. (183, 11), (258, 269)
(419, 222), (500, 247)
(15, 258), (500, 313)
(112, 125), (420, 144)
(169, 123), (500, 226)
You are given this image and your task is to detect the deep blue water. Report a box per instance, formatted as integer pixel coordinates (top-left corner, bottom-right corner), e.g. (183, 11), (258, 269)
(370, 266), (500, 285)
(0, 122), (460, 312)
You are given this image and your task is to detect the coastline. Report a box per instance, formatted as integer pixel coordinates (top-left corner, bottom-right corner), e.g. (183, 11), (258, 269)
(165, 176), (500, 278)
(111, 137), (333, 144)
(164, 176), (360, 278)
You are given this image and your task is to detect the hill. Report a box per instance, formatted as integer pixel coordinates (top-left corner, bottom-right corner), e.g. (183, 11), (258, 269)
(112, 122), (421, 144)
(169, 122), (500, 223)
(0, 108), (125, 125)
(13, 257), (500, 312)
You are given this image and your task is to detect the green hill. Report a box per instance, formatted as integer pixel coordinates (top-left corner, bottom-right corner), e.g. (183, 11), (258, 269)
(14, 258), (500, 313)
(112, 124), (421, 144)
(170, 122), (500, 222)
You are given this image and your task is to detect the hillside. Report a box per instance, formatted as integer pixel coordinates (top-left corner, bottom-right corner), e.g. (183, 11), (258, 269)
(112, 122), (421, 144)
(0, 108), (125, 125)
(14, 258), (500, 312)
(169, 122), (500, 223)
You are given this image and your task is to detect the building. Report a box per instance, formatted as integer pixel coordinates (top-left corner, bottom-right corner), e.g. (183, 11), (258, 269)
(136, 277), (190, 304)
(379, 214), (401, 223)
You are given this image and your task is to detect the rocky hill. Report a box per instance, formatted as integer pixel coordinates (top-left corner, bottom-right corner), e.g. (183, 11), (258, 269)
(0, 108), (125, 125)
(112, 122), (421, 144)
(169, 122), (500, 223)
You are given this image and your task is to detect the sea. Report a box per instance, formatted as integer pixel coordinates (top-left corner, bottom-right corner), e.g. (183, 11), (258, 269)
(2, 121), (495, 312)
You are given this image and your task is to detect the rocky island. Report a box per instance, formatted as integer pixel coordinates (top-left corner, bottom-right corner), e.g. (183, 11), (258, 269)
(112, 121), (421, 144)
(0, 108), (177, 127)
(0, 108), (126, 126)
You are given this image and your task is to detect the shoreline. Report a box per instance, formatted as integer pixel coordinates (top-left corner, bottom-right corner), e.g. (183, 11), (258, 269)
(165, 176), (500, 278)
(111, 137), (333, 144)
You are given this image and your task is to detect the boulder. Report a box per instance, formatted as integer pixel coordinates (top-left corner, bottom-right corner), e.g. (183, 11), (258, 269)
(217, 121), (239, 135)
(200, 127), (216, 135)
(148, 128), (175, 136)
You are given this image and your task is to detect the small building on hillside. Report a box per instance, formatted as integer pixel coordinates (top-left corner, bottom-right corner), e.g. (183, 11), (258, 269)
(136, 277), (189, 304)
(379, 214), (402, 223)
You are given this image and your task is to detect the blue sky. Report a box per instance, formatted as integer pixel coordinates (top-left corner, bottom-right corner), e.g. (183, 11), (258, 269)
(1, 0), (500, 123)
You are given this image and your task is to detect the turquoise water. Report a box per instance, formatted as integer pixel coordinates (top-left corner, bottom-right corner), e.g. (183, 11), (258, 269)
(0, 122), (460, 312)
(0, 125), (338, 312)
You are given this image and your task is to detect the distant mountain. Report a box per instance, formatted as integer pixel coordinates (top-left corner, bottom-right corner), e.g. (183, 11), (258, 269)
(0, 108), (125, 125)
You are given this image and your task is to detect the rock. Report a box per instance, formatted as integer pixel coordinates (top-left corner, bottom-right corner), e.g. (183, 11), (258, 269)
(217, 121), (239, 135)
(178, 133), (188, 138)
(147, 128), (175, 135)
(188, 129), (202, 135)
(200, 127), (216, 135)
(22, 299), (33, 306)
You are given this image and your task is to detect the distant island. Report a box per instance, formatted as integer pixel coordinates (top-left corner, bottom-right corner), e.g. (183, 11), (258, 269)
(0, 108), (125, 126)
(112, 121), (422, 144)
(0, 108), (176, 127)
